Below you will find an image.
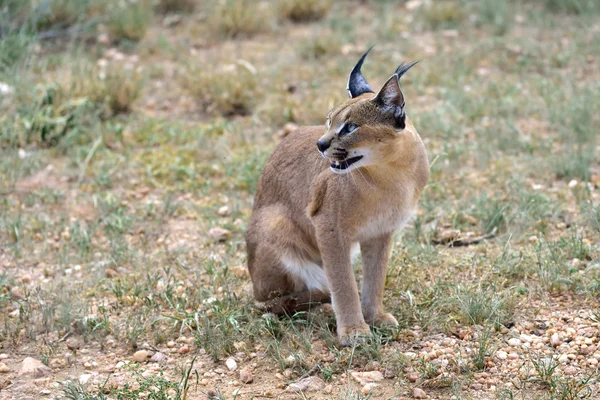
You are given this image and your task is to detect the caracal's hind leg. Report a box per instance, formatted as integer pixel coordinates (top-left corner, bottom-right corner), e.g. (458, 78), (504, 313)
(246, 206), (329, 313)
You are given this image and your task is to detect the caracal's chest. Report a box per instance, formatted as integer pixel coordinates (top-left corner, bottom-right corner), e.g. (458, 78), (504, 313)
(355, 182), (415, 242)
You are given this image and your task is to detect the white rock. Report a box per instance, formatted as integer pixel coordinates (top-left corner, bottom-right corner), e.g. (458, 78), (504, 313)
(551, 333), (561, 347)
(19, 357), (51, 378)
(519, 334), (532, 343)
(217, 206), (230, 216)
(0, 82), (13, 95)
(361, 383), (377, 395)
(496, 351), (507, 360)
(558, 354), (569, 363)
(225, 358), (237, 371)
(508, 338), (521, 347)
(0, 362), (9, 373)
(40, 389), (52, 395)
(287, 376), (324, 392)
(78, 374), (93, 385)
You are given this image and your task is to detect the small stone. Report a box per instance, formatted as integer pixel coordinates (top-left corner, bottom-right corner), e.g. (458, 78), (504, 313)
(351, 370), (384, 385)
(97, 33), (110, 45)
(133, 350), (148, 363)
(19, 357), (51, 378)
(496, 351), (507, 360)
(208, 227), (231, 242)
(105, 268), (118, 278)
(551, 333), (561, 347)
(324, 384), (333, 394)
(178, 346), (190, 354)
(508, 338), (521, 347)
(564, 366), (577, 375)
(150, 352), (168, 363)
(508, 353), (519, 360)
(0, 354), (8, 360)
(79, 373), (93, 385)
(239, 368), (253, 383)
(413, 387), (427, 399)
(287, 376), (324, 392)
(40, 389), (52, 395)
(66, 337), (82, 351)
(166, 341), (176, 348)
(226, 358), (238, 371)
(568, 179), (578, 188)
(361, 383), (377, 395)
(217, 206), (230, 216)
(407, 371), (419, 382)
(0, 363), (9, 373)
(10, 287), (24, 300)
(19, 274), (32, 284)
(558, 354), (569, 363)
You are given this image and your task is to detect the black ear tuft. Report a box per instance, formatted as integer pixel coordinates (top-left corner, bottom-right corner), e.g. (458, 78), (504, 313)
(394, 60), (419, 80)
(347, 46), (375, 98)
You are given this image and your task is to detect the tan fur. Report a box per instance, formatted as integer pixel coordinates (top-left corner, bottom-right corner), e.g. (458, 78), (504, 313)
(246, 74), (429, 346)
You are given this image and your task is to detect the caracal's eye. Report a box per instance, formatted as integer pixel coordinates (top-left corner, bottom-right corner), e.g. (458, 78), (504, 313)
(340, 122), (359, 136)
(326, 119), (331, 129)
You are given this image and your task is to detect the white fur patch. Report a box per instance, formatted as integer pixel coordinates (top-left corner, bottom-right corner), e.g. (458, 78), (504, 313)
(282, 256), (329, 293)
(282, 244), (361, 293)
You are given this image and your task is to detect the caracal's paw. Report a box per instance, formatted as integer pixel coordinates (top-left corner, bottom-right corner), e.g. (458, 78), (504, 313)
(368, 312), (399, 328)
(338, 323), (371, 347)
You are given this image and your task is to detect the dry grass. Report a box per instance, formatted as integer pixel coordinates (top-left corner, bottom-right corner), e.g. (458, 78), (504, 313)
(208, 0), (273, 38)
(182, 60), (261, 116)
(277, 0), (333, 23)
(107, 0), (153, 42)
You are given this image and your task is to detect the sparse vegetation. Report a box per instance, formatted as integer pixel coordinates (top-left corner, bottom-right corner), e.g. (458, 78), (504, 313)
(277, 0), (333, 22)
(0, 0), (599, 399)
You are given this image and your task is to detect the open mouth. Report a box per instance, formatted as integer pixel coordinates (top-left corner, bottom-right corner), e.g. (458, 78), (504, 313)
(330, 156), (364, 171)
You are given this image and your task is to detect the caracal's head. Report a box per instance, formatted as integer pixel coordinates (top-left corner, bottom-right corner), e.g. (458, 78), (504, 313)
(317, 48), (418, 175)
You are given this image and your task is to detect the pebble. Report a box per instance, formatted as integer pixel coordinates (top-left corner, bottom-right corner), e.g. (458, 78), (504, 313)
(324, 384), (333, 394)
(0, 354), (8, 360)
(564, 366), (577, 375)
(508, 353), (519, 360)
(287, 376), (324, 392)
(508, 338), (521, 347)
(178, 346), (190, 354)
(407, 371), (419, 382)
(413, 387), (427, 398)
(496, 351), (507, 360)
(66, 337), (82, 351)
(0, 363), (9, 373)
(105, 268), (118, 278)
(361, 383), (377, 395)
(133, 350), (148, 363)
(208, 227), (231, 242)
(79, 373), (93, 385)
(351, 370), (384, 385)
(226, 358), (238, 371)
(150, 352), (168, 363)
(551, 333), (561, 347)
(217, 206), (230, 216)
(19, 357), (51, 378)
(239, 368), (253, 383)
(557, 353), (568, 363)
(40, 389), (51, 395)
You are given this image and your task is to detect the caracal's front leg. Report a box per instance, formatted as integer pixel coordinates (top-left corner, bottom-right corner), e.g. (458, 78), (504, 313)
(360, 234), (398, 328)
(317, 227), (370, 346)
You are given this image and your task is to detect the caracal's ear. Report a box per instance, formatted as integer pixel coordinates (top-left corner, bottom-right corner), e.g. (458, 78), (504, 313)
(347, 46), (374, 98)
(372, 61), (418, 130)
